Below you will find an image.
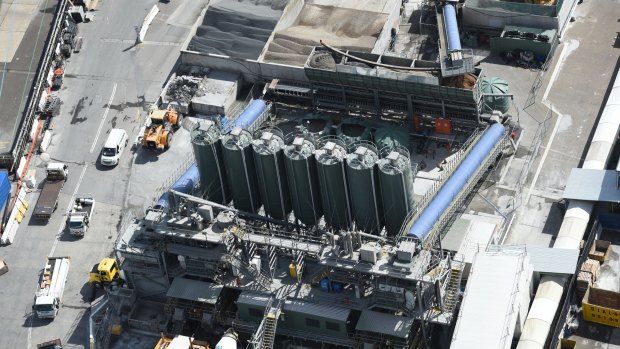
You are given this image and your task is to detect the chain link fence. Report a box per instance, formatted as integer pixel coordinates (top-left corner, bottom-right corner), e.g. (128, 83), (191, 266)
(510, 107), (553, 211)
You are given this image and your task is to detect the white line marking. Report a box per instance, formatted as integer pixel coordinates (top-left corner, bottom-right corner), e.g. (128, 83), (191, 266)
(90, 83), (117, 153)
(49, 164), (88, 256)
(542, 40), (578, 102)
(29, 164), (87, 348)
(525, 106), (563, 205)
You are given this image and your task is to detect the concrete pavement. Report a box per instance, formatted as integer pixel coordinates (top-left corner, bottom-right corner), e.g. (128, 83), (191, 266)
(0, 0), (206, 347)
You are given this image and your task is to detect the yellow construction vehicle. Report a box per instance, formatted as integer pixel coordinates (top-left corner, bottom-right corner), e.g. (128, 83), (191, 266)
(89, 257), (122, 288)
(142, 108), (182, 150)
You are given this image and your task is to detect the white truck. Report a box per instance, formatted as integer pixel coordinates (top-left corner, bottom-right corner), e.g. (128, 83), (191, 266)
(34, 257), (70, 319)
(67, 197), (95, 237)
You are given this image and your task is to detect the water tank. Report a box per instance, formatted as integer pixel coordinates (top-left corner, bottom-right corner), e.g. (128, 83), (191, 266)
(252, 127), (291, 221)
(221, 127), (261, 213)
(298, 113), (333, 141)
(320, 278), (330, 292)
(377, 146), (415, 237)
(191, 120), (229, 204)
(284, 134), (323, 226)
(315, 137), (351, 230)
(346, 142), (384, 234)
(336, 118), (372, 148)
(481, 77), (511, 113)
(374, 124), (410, 151)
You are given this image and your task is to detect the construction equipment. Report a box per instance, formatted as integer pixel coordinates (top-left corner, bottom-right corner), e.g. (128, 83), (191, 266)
(0, 260), (8, 276)
(34, 257), (71, 319)
(67, 197), (95, 237)
(89, 257), (123, 288)
(33, 163), (69, 220)
(52, 67), (64, 90)
(37, 339), (63, 349)
(142, 108), (182, 151)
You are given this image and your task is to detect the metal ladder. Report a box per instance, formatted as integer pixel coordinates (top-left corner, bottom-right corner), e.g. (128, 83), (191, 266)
(293, 251), (304, 282)
(268, 245), (277, 280)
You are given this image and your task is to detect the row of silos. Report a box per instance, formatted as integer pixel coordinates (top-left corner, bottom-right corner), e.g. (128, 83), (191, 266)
(191, 119), (416, 236)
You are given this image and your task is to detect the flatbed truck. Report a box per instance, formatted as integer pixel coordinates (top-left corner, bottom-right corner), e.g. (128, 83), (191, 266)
(33, 163), (68, 220)
(68, 197), (95, 237)
(37, 339), (63, 349)
(34, 257), (70, 319)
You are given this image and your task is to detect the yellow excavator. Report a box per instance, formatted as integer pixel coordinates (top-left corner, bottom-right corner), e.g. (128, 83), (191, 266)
(142, 108), (182, 150)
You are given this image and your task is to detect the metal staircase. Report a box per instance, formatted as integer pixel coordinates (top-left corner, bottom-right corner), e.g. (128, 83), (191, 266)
(443, 266), (463, 315)
(226, 252), (271, 291)
(252, 298), (284, 349)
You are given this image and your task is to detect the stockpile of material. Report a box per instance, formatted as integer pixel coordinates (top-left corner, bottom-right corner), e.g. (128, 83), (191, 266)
(442, 73), (477, 90)
(192, 70), (241, 116)
(164, 75), (205, 114)
(594, 244), (620, 292)
(188, 0), (286, 60)
(577, 258), (601, 300)
(263, 4), (387, 66)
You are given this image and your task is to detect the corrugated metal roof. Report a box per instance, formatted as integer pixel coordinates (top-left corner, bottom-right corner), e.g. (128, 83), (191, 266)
(451, 251), (532, 349)
(563, 169), (620, 202)
(488, 245), (578, 275)
(283, 299), (350, 322)
(237, 292), (271, 307)
(355, 310), (414, 339)
(166, 278), (222, 303)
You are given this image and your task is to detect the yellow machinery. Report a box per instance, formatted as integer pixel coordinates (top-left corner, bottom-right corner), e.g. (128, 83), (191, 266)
(142, 108), (182, 150)
(89, 257), (122, 287)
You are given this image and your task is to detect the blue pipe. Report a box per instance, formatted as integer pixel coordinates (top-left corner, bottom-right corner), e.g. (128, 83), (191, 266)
(443, 3), (461, 52)
(155, 164), (200, 210)
(407, 123), (505, 240)
(232, 99), (266, 130)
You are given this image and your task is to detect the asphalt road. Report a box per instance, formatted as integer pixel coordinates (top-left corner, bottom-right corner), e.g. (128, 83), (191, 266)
(0, 0), (206, 347)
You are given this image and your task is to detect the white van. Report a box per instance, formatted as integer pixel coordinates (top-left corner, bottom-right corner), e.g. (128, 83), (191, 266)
(100, 129), (128, 166)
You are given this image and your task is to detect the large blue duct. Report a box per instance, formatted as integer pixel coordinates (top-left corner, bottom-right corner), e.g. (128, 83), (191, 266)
(443, 3), (461, 52)
(407, 123), (505, 240)
(232, 99), (266, 130)
(155, 164), (200, 210)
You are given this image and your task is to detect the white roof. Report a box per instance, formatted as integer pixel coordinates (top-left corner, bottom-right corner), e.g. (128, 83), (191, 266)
(104, 128), (126, 148)
(46, 162), (65, 171)
(451, 251), (532, 349)
(169, 335), (192, 349)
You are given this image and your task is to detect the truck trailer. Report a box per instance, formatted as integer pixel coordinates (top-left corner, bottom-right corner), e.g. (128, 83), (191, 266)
(34, 257), (70, 319)
(33, 163), (68, 220)
(37, 339), (63, 349)
(67, 197), (95, 236)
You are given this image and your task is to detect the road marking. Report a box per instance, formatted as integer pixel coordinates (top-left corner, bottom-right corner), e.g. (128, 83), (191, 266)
(90, 83), (117, 153)
(542, 40), (579, 102)
(524, 106), (563, 205)
(49, 164), (88, 256)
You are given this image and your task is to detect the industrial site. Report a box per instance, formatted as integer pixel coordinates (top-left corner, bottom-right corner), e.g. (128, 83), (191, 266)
(0, 0), (619, 349)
